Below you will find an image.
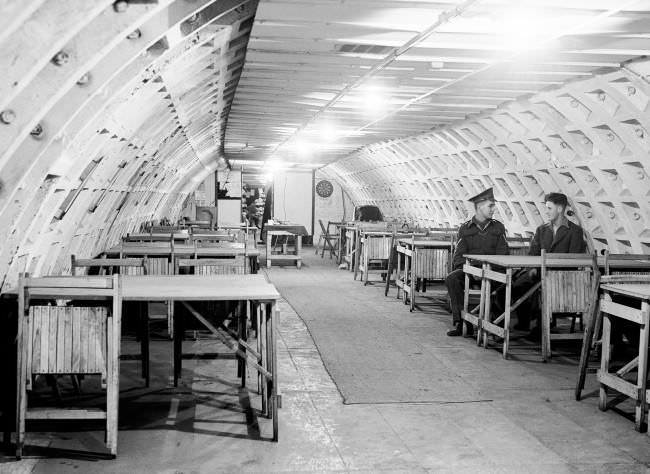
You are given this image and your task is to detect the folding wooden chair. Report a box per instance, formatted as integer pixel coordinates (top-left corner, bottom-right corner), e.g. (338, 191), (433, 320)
(506, 236), (531, 256)
(16, 274), (122, 458)
(120, 241), (174, 339)
(575, 252), (650, 400)
(596, 273), (650, 431)
(173, 258), (250, 386)
(316, 220), (340, 259)
(71, 256), (151, 386)
(540, 250), (596, 361)
(357, 232), (392, 285)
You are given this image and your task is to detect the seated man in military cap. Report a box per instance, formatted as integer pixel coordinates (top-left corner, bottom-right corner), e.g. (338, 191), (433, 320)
(445, 188), (509, 337)
(512, 192), (586, 337)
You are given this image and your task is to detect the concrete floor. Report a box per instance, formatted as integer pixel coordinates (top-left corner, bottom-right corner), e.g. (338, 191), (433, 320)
(2, 252), (650, 473)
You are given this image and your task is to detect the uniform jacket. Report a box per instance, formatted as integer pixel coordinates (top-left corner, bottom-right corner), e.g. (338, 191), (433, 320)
(528, 218), (586, 256)
(452, 217), (509, 270)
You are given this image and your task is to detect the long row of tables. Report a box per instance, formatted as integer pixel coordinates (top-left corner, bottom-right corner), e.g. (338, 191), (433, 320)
(5, 237), (283, 458)
(334, 223), (650, 434)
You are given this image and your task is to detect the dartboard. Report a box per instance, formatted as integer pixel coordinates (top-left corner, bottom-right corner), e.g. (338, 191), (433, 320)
(316, 179), (334, 198)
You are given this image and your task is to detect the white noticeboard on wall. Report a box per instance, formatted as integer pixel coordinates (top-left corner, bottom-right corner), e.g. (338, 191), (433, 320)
(273, 170), (313, 234)
(217, 199), (242, 226)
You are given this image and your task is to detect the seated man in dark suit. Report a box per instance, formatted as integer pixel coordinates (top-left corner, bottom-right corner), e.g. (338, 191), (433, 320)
(445, 188), (509, 337)
(512, 192), (587, 337)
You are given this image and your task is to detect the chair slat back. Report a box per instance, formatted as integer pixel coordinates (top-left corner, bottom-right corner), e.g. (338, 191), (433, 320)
(601, 274), (650, 284)
(364, 234), (392, 259)
(176, 257), (249, 275)
(29, 306), (108, 375)
(604, 251), (650, 277)
(541, 250), (596, 314)
(71, 255), (147, 276)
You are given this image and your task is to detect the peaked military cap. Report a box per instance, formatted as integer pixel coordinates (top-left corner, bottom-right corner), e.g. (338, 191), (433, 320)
(468, 187), (495, 204)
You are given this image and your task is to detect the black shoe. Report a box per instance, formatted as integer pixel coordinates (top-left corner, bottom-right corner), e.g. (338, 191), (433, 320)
(463, 323), (474, 338)
(447, 323), (463, 337)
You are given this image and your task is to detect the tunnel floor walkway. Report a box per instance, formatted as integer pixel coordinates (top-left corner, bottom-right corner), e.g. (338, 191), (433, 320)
(4, 252), (650, 473)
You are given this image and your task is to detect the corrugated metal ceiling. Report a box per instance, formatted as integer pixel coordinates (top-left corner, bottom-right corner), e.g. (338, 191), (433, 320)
(225, 0), (650, 172)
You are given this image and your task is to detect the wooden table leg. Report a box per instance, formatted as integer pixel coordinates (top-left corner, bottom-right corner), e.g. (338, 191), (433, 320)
(384, 245), (394, 297)
(259, 303), (267, 416)
(635, 301), (650, 431)
(503, 269), (512, 359)
(354, 238), (359, 280)
(108, 291), (122, 457)
(354, 233), (361, 278)
(270, 301), (279, 442)
(541, 267), (551, 362)
(462, 267), (470, 339)
(396, 249), (402, 299)
(256, 302), (262, 395)
(363, 246), (370, 285)
(263, 304), (270, 418)
(173, 301), (182, 387)
(409, 247), (416, 312)
(16, 289), (27, 459)
(140, 301), (150, 387)
(599, 295), (612, 411)
(266, 235), (271, 269)
(296, 235), (303, 269)
(483, 264), (492, 348)
(402, 250), (404, 304)
(238, 301), (247, 388)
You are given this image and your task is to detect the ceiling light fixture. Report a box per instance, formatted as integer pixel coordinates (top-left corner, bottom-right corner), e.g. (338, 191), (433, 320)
(359, 83), (389, 117)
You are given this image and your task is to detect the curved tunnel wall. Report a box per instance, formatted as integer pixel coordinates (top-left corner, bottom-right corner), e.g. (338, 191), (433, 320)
(324, 58), (650, 254)
(0, 0), (257, 290)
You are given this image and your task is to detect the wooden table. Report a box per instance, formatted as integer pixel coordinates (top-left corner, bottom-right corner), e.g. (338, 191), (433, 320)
(219, 225), (258, 241)
(8, 274), (283, 448)
(597, 282), (650, 432)
(106, 243), (260, 257)
(462, 254), (650, 360)
(190, 232), (236, 242)
(105, 244), (261, 336)
(395, 238), (453, 311)
(124, 232), (190, 243)
(266, 230), (302, 268)
(122, 274), (282, 441)
(264, 224), (308, 236)
(107, 243), (261, 277)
